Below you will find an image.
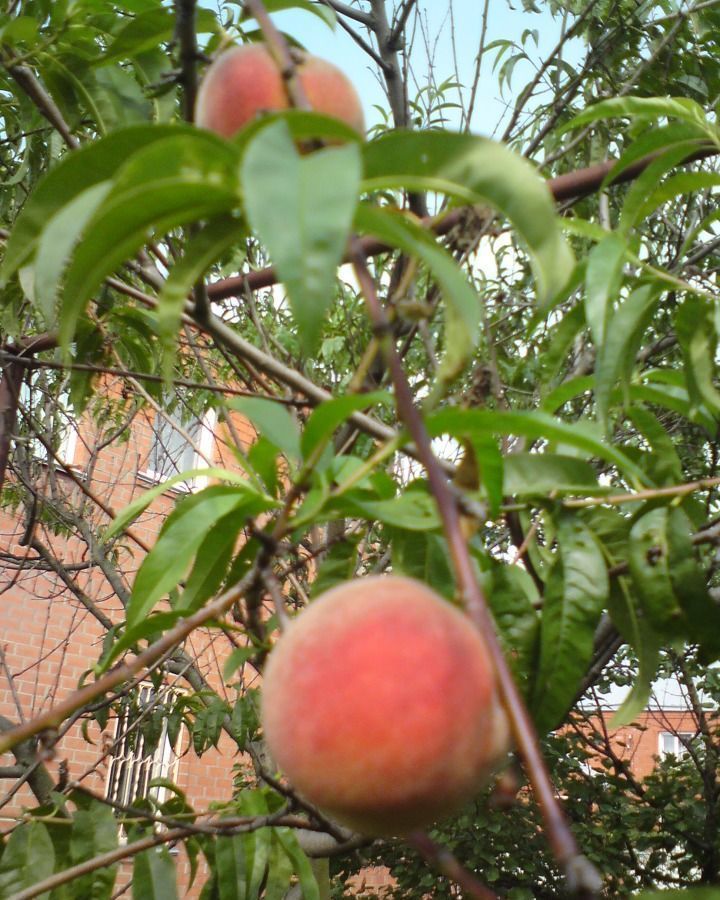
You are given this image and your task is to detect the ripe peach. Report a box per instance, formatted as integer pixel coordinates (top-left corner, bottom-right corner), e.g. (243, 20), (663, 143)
(195, 43), (365, 138)
(261, 576), (509, 837)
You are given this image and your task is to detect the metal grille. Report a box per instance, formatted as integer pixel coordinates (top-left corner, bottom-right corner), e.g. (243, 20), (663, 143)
(105, 684), (180, 809)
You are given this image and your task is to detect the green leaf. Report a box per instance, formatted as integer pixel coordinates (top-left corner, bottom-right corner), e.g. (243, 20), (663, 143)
(623, 170), (720, 233)
(274, 829), (320, 900)
(69, 790), (119, 900)
(427, 407), (647, 486)
(227, 397), (301, 463)
(86, 65), (153, 130)
(263, 833), (296, 900)
(390, 530), (455, 598)
(584, 233), (625, 347)
(104, 467), (269, 540)
(625, 405), (682, 485)
(301, 391), (392, 460)
(674, 296), (720, 417)
(362, 130), (574, 305)
(176, 509), (247, 615)
(101, 6), (176, 64)
(33, 181), (113, 326)
(628, 507), (684, 635)
(628, 377), (717, 436)
(0, 821), (55, 898)
(128, 485), (274, 625)
(603, 122), (712, 188)
(223, 646), (257, 683)
(0, 124), (181, 282)
(617, 145), (707, 235)
(541, 375), (594, 414)
(215, 834), (248, 900)
(157, 215), (247, 378)
(608, 579), (662, 728)
(97, 611), (184, 673)
(241, 120), (361, 352)
(132, 846), (178, 900)
(354, 204), (482, 387)
(538, 300), (585, 388)
(463, 434), (503, 518)
(502, 453), (601, 497)
(346, 489), (440, 530)
(666, 507), (720, 656)
(242, 0), (336, 28)
(531, 515), (608, 732)
(595, 283), (662, 428)
(237, 792), (273, 899)
(560, 95), (712, 133)
(479, 560), (539, 691)
(60, 132), (239, 350)
(311, 535), (362, 597)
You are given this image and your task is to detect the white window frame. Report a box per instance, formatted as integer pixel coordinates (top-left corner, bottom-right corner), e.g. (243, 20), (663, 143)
(18, 374), (78, 467)
(105, 684), (182, 834)
(140, 407), (216, 492)
(658, 731), (694, 760)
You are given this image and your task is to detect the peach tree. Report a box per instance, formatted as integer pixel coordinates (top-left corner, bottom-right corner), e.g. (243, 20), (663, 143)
(0, 0), (719, 898)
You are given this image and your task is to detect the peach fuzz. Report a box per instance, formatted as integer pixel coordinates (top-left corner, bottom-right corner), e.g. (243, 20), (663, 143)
(261, 576), (509, 837)
(195, 43), (365, 138)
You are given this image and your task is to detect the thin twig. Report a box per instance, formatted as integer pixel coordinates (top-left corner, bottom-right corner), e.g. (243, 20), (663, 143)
(408, 832), (499, 900)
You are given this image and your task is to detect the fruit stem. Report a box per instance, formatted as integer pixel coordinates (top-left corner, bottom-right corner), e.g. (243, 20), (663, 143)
(243, 0), (313, 112)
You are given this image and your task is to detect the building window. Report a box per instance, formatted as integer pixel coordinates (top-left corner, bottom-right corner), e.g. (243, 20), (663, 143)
(17, 373), (77, 466)
(105, 684), (181, 814)
(658, 731), (694, 760)
(142, 406), (215, 490)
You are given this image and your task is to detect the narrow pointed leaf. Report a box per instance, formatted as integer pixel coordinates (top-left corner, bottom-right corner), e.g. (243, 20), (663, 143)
(531, 515), (608, 732)
(228, 396), (302, 462)
(362, 130), (574, 305)
(60, 132), (239, 350)
(0, 124), (181, 282)
(132, 846), (178, 900)
(584, 233), (625, 347)
(129, 485), (274, 625)
(241, 120), (361, 352)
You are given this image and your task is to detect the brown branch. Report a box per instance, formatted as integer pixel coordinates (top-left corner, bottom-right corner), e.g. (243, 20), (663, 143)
(6, 65), (78, 149)
(175, 0), (199, 122)
(0, 351), (308, 405)
(408, 832), (499, 900)
(206, 143), (719, 302)
(244, 0), (313, 111)
(348, 235), (602, 898)
(0, 358), (22, 496)
(318, 0), (372, 26)
(11, 827), (190, 900)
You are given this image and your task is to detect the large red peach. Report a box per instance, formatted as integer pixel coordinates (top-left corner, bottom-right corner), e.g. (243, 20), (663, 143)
(261, 576), (509, 837)
(195, 43), (365, 138)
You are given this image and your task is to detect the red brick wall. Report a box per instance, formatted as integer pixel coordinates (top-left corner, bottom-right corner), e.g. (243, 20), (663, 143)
(0, 383), (259, 896)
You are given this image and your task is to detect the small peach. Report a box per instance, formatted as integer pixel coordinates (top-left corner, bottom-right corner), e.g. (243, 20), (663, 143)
(195, 43), (365, 138)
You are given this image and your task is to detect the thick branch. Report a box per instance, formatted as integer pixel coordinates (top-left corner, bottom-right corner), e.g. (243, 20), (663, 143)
(206, 143), (719, 302)
(0, 715), (57, 808)
(6, 65), (78, 149)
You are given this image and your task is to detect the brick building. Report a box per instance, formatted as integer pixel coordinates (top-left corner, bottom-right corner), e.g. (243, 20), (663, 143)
(577, 676), (715, 780)
(0, 374), (258, 895)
